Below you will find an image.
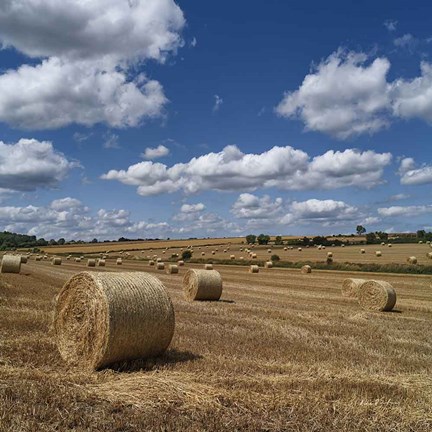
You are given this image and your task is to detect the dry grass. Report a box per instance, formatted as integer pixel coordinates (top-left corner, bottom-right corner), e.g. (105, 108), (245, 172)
(0, 259), (431, 431)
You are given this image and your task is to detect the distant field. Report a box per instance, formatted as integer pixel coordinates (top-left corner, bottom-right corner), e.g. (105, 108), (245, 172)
(0, 259), (431, 431)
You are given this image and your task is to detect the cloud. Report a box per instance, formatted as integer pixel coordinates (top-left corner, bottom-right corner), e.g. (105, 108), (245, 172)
(50, 197), (85, 211)
(0, 0), (185, 129)
(384, 19), (398, 32)
(0, 59), (167, 129)
(213, 95), (223, 112)
(378, 205), (432, 217)
(389, 193), (410, 201)
(281, 199), (358, 226)
(231, 193), (283, 219)
(393, 34), (418, 51)
(103, 133), (120, 149)
(180, 203), (206, 213)
(391, 62), (432, 123)
(141, 144), (170, 160)
(102, 145), (391, 196)
(0, 139), (77, 191)
(398, 157), (432, 185)
(275, 50), (391, 139)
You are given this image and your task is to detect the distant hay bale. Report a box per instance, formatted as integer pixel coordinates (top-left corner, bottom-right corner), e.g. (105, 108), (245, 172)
(52, 257), (62, 266)
(54, 271), (175, 369)
(360, 249), (365, 254)
(240, 256), (244, 260)
(183, 269), (222, 301)
(251, 253), (257, 259)
(156, 262), (165, 270)
(204, 263), (213, 270)
(284, 247), (287, 251)
(317, 245), (322, 250)
(43, 255), (48, 260)
(327, 252), (333, 258)
(381, 242), (385, 246)
(341, 278), (366, 298)
(212, 251), (215, 255)
(264, 261), (273, 268)
(388, 243), (392, 247)
(20, 256), (28, 264)
(149, 260), (155, 266)
(87, 259), (96, 267)
(267, 249), (272, 253)
(201, 252), (205, 256)
(35, 256), (42, 261)
(177, 260), (184, 266)
(298, 247), (302, 251)
(1, 255), (21, 273)
(156, 258), (162, 262)
(223, 249), (227, 253)
(167, 264), (178, 274)
(407, 256), (418, 265)
(116, 258), (122, 265)
(301, 265), (311, 273)
(419, 241), (423, 244)
(66, 255), (71, 260)
(358, 280), (397, 312)
(427, 252), (432, 259)
(375, 251), (382, 257)
(98, 259), (106, 267)
(322, 246), (326, 249)
(249, 265), (259, 273)
(74, 257), (81, 263)
(230, 255), (235, 260)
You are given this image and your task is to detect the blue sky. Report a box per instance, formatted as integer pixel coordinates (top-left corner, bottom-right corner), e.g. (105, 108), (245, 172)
(0, 0), (431, 240)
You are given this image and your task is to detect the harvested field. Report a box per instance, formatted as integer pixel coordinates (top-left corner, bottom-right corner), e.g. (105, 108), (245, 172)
(0, 259), (431, 431)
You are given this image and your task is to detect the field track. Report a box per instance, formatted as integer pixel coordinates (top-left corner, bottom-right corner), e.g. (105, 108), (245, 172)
(1, 259), (431, 431)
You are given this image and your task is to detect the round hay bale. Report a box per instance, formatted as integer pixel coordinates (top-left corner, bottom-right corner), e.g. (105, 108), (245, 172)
(116, 258), (122, 265)
(327, 252), (333, 258)
(20, 256), (28, 264)
(230, 255), (235, 260)
(35, 256), (42, 261)
(156, 258), (162, 263)
(177, 260), (185, 266)
(388, 243), (392, 248)
(251, 253), (257, 259)
(1, 255), (21, 273)
(381, 242), (385, 246)
(301, 265), (311, 274)
(360, 249), (365, 254)
(43, 255), (48, 260)
(183, 269), (222, 301)
(407, 256), (418, 265)
(249, 265), (259, 273)
(52, 257), (62, 266)
(74, 257), (81, 263)
(212, 251), (215, 255)
(358, 280), (396, 312)
(341, 278), (366, 298)
(267, 249), (272, 253)
(204, 263), (213, 270)
(264, 261), (273, 268)
(98, 259), (106, 267)
(54, 271), (175, 369)
(156, 262), (165, 270)
(87, 259), (96, 267)
(298, 247), (302, 252)
(427, 252), (432, 259)
(201, 252), (205, 256)
(340, 244), (344, 248)
(240, 256), (244, 260)
(284, 247), (287, 251)
(167, 264), (178, 274)
(375, 251), (382, 257)
(149, 260), (155, 266)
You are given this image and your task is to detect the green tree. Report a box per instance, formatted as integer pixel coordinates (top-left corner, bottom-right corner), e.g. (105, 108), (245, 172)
(356, 225), (366, 236)
(57, 238), (66, 245)
(257, 234), (270, 245)
(365, 232), (376, 244)
(182, 250), (192, 260)
(245, 234), (257, 244)
(417, 230), (426, 238)
(271, 254), (280, 262)
(274, 236), (283, 245)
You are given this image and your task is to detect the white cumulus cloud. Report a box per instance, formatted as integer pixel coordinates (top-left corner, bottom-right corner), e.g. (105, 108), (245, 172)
(398, 157), (432, 185)
(378, 205), (432, 217)
(142, 144), (170, 160)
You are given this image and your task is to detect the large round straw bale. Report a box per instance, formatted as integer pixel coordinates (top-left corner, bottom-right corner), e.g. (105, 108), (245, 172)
(35, 255), (42, 261)
(87, 259), (96, 267)
(251, 253), (257, 259)
(267, 249), (272, 253)
(427, 252), (432, 259)
(264, 261), (273, 268)
(204, 263), (213, 270)
(20, 256), (28, 264)
(301, 265), (311, 274)
(52, 257), (62, 266)
(156, 258), (162, 262)
(360, 249), (365, 254)
(375, 251), (382, 257)
(388, 243), (392, 248)
(327, 252), (333, 258)
(201, 252), (205, 256)
(177, 260), (185, 266)
(230, 255), (235, 260)
(98, 259), (106, 267)
(156, 262), (165, 270)
(116, 258), (122, 265)
(212, 251), (215, 255)
(407, 256), (417, 264)
(54, 271), (175, 369)
(75, 257), (81, 263)
(341, 278), (366, 298)
(284, 247), (287, 251)
(317, 245), (322, 250)
(358, 280), (397, 312)
(298, 247), (302, 251)
(149, 260), (155, 266)
(381, 242), (385, 246)
(249, 265), (259, 273)
(1, 255), (21, 273)
(167, 264), (178, 274)
(183, 269), (222, 301)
